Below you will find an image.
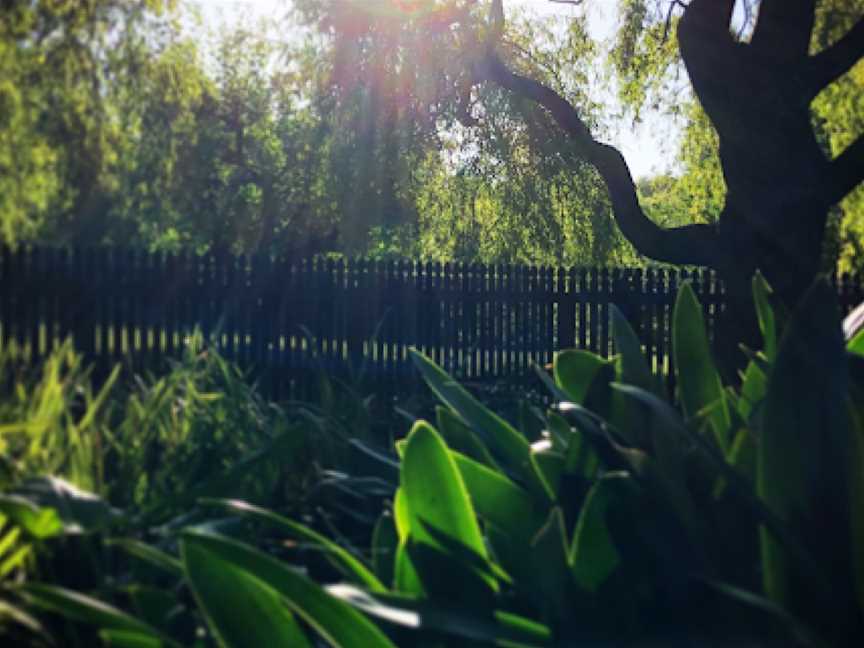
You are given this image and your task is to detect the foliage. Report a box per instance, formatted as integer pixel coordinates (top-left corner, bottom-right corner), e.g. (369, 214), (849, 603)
(4, 275), (862, 646)
(811, 0), (864, 273)
(2, 0), (656, 265)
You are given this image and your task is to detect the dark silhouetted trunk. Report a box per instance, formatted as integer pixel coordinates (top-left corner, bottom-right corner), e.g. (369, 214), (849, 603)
(477, 0), (864, 372)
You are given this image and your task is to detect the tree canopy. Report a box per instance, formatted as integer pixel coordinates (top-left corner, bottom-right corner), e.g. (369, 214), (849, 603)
(1, 0), (862, 289)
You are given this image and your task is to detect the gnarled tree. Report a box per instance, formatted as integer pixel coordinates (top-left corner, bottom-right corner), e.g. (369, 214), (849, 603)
(474, 0), (863, 351)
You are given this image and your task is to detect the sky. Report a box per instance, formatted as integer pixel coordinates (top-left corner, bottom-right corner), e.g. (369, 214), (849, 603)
(187, 0), (680, 179)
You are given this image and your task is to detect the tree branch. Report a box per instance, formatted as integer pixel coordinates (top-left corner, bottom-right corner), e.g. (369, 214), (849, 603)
(473, 51), (721, 268)
(828, 134), (864, 205)
(677, 0), (741, 140)
(750, 0), (816, 60)
(804, 16), (864, 99)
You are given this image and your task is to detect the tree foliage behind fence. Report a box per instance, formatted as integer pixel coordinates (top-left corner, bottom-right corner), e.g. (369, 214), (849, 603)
(1, 247), (862, 397)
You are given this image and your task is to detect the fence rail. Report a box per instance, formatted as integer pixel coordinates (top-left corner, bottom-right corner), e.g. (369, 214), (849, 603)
(1, 246), (862, 396)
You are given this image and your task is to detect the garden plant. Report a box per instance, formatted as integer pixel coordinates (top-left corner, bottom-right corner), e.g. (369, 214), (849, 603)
(0, 276), (861, 646)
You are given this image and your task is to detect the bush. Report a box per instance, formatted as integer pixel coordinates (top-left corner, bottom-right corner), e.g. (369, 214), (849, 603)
(4, 276), (864, 646)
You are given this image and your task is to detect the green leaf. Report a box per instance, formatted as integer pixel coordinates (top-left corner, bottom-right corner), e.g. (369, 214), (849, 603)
(0, 598), (48, 639)
(608, 384), (705, 549)
(570, 473), (636, 592)
(400, 421), (497, 600)
(560, 416), (599, 479)
(452, 451), (541, 540)
(372, 513), (398, 589)
(125, 585), (180, 630)
(553, 350), (608, 404)
(8, 476), (122, 533)
(183, 536), (312, 648)
(848, 328), (864, 357)
(201, 499), (385, 593)
(181, 531), (396, 648)
(673, 282), (731, 452)
(436, 406), (499, 470)
(527, 508), (570, 620)
(409, 350), (548, 500)
(109, 539), (183, 577)
(401, 422), (487, 559)
(758, 280), (847, 613)
(0, 497), (62, 540)
(738, 361), (767, 423)
(610, 304), (658, 395)
(78, 363), (121, 431)
(752, 272), (777, 361)
(392, 489), (424, 594)
(530, 448), (565, 498)
(21, 584), (169, 643)
(99, 630), (164, 648)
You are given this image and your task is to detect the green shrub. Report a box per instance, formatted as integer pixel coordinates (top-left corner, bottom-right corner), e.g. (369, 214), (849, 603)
(6, 277), (864, 646)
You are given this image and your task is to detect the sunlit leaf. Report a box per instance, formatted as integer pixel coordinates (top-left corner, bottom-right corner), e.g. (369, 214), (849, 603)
(181, 531), (396, 648)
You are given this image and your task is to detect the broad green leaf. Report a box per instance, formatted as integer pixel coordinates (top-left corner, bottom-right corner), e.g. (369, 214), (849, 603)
(393, 542), (423, 596)
(545, 411), (571, 452)
(201, 499), (385, 592)
(21, 584), (169, 643)
(848, 329), (864, 357)
(673, 283), (731, 452)
(609, 384), (707, 552)
(8, 476), (121, 532)
(610, 304), (658, 395)
(553, 350), (608, 404)
(181, 531), (396, 648)
(182, 537), (312, 648)
(401, 421), (486, 560)
(570, 473), (636, 592)
(527, 508), (570, 621)
(125, 585), (180, 630)
(758, 280), (847, 613)
(409, 350), (549, 500)
(400, 423), (498, 603)
(413, 525), (512, 586)
(393, 488), (410, 541)
(436, 406), (499, 470)
(372, 513), (398, 589)
(531, 448), (565, 498)
(393, 490), (423, 595)
(752, 272), (777, 361)
(109, 539), (182, 577)
(561, 419), (599, 479)
(0, 497), (62, 540)
(100, 630), (164, 648)
(738, 361), (767, 423)
(452, 451), (541, 540)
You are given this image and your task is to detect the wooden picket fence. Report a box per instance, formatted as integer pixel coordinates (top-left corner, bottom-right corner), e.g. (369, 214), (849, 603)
(1, 246), (862, 397)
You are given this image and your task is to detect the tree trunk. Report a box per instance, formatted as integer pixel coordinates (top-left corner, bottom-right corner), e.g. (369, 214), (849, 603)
(476, 0), (863, 373)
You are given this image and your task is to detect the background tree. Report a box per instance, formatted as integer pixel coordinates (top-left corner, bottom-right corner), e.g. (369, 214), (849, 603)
(0, 0), (178, 245)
